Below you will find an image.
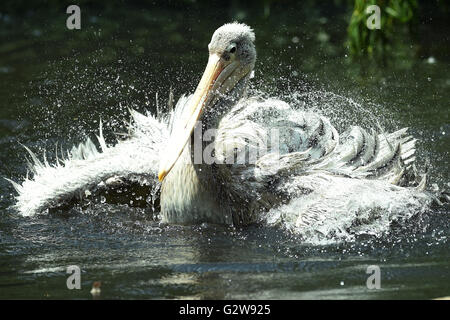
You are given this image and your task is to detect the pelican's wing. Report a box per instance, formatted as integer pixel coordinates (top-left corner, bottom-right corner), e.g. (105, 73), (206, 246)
(216, 96), (423, 188)
(215, 96), (431, 233)
(264, 172), (434, 242)
(9, 111), (164, 216)
(9, 95), (193, 217)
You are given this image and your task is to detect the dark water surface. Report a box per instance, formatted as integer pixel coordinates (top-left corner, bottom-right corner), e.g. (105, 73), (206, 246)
(0, 2), (449, 299)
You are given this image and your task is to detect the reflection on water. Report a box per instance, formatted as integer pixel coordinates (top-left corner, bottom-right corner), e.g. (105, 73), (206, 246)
(0, 1), (449, 299)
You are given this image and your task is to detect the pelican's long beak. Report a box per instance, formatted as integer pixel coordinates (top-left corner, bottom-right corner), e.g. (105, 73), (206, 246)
(158, 53), (233, 181)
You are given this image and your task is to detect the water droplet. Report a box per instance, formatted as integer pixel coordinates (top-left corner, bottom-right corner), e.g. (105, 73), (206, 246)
(426, 56), (436, 64)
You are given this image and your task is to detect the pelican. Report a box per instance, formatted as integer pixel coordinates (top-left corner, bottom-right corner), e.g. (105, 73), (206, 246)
(10, 23), (439, 236)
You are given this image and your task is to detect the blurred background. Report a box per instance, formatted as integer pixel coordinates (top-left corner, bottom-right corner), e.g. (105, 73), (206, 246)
(0, 0), (448, 299)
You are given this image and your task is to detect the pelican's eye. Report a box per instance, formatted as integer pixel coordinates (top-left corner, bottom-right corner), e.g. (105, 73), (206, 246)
(223, 44), (237, 61)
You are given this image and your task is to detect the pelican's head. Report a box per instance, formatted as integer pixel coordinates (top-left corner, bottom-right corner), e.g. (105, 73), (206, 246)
(158, 22), (256, 181)
(207, 22), (256, 84)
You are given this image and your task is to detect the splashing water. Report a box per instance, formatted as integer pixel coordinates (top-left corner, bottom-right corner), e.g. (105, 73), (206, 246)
(11, 81), (442, 245)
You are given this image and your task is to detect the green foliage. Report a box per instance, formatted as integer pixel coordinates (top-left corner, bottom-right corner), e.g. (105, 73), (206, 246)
(347, 0), (418, 56)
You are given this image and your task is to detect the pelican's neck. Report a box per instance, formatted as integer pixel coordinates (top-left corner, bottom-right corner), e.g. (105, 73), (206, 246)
(159, 138), (231, 224)
(159, 74), (251, 225)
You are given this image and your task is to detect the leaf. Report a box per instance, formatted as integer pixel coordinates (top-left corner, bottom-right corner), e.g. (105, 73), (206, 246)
(386, 7), (399, 18)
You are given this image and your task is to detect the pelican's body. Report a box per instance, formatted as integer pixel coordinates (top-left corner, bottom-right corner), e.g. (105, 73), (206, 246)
(10, 23), (438, 238)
